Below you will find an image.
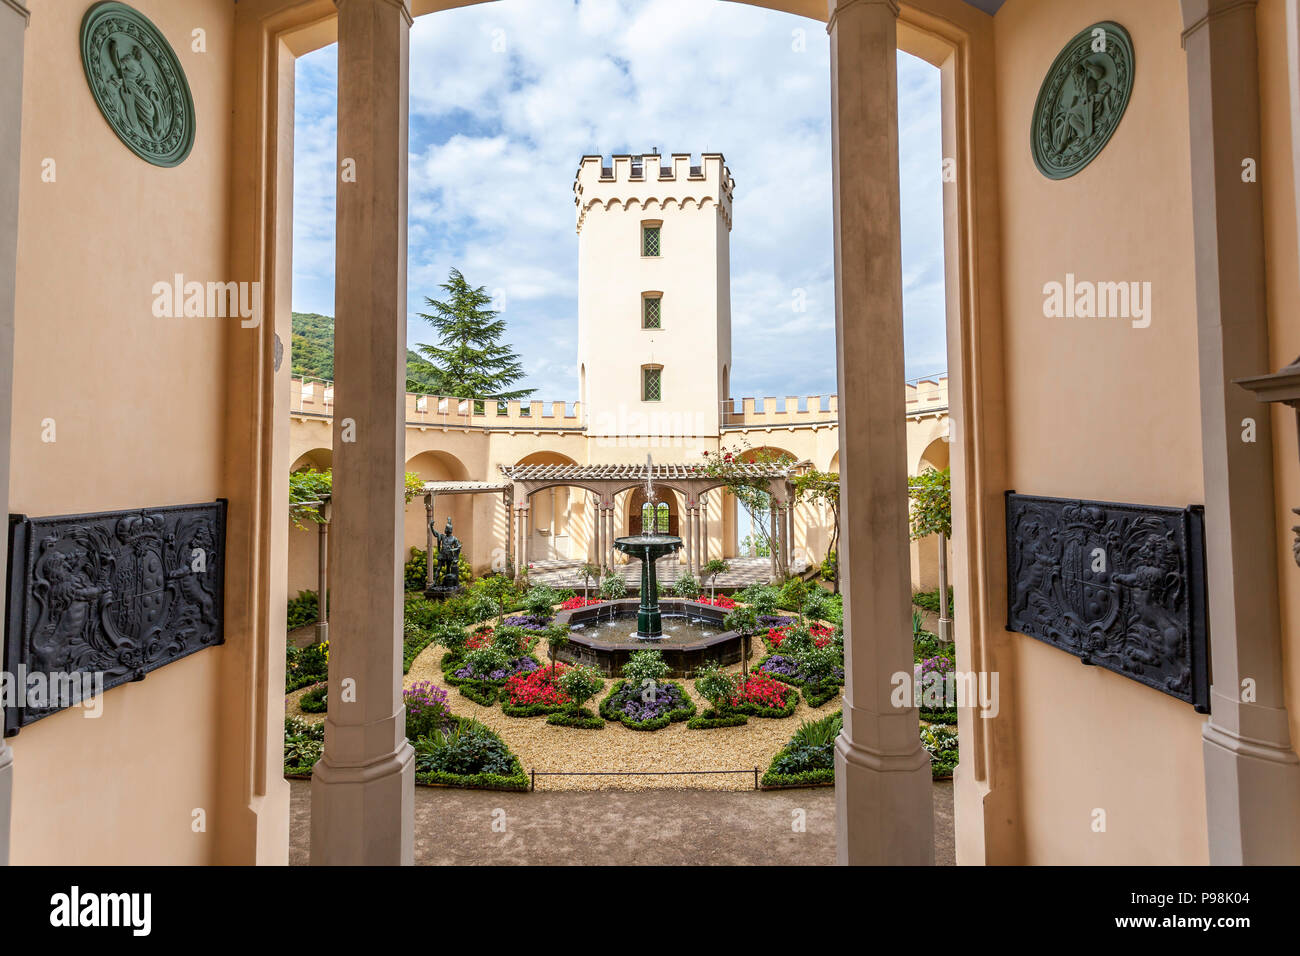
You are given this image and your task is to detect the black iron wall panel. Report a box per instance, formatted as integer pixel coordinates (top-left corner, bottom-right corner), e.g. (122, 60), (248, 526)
(4, 500), (227, 735)
(1005, 493), (1209, 712)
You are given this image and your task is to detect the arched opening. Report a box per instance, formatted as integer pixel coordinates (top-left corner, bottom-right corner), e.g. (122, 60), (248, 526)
(515, 451), (582, 562)
(626, 484), (679, 537)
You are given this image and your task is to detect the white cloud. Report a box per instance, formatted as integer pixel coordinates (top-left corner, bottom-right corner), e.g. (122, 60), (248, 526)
(293, 0), (946, 397)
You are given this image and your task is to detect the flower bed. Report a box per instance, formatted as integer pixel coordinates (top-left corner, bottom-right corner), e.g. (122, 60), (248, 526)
(693, 594), (737, 609)
(284, 716), (324, 777)
(761, 711), (841, 788)
(921, 724), (959, 779)
(729, 673), (799, 717)
(500, 664), (574, 717)
(915, 656), (958, 724)
(299, 681), (328, 713)
(599, 678), (696, 730)
(412, 716), (529, 791)
(441, 649), (540, 687)
(559, 595), (603, 611)
(501, 613), (551, 632)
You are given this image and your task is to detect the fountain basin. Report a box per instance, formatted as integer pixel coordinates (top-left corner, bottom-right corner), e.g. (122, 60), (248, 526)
(553, 598), (748, 677)
(613, 533), (683, 640)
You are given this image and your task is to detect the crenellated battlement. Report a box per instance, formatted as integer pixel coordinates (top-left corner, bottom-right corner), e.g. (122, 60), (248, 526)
(719, 377), (948, 429)
(573, 152), (734, 233)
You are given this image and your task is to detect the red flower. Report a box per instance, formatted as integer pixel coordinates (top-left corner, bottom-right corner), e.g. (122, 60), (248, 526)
(503, 664), (571, 707)
(730, 673), (790, 709)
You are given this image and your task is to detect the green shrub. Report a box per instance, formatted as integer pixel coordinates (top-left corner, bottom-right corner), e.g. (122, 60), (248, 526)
(299, 682), (328, 713)
(546, 707), (604, 729)
(761, 711), (842, 788)
(671, 574), (700, 597)
(687, 711), (748, 729)
(286, 641), (329, 692)
(600, 574), (628, 601)
(457, 681), (499, 707)
(921, 723), (959, 779)
(283, 716), (324, 776)
(693, 663), (737, 712)
(413, 717), (528, 790)
(522, 585), (559, 621)
(558, 664), (604, 715)
(405, 547), (428, 591)
(287, 590), (320, 630)
(912, 587), (954, 616)
(622, 649), (669, 688)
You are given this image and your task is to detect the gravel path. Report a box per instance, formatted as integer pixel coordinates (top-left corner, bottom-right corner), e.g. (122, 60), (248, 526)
(403, 641), (829, 791)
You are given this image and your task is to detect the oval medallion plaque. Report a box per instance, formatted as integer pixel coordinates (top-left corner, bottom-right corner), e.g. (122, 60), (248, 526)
(80, 2), (195, 167)
(1030, 21), (1134, 180)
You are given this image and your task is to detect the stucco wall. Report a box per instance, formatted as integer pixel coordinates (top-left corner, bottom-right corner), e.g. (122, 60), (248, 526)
(993, 0), (1209, 863)
(9, 0), (234, 863)
(1256, 0), (1300, 763)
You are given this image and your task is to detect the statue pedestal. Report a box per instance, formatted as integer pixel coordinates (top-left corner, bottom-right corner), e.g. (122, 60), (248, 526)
(424, 585), (463, 601)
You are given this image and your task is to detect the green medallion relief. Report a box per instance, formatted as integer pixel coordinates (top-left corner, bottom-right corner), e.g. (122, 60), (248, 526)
(80, 2), (195, 167)
(1030, 21), (1134, 180)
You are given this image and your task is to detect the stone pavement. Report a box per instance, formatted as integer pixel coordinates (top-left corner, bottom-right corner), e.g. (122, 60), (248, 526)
(287, 778), (955, 865)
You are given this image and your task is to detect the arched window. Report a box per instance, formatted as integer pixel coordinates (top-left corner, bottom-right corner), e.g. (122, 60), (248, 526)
(640, 501), (670, 533)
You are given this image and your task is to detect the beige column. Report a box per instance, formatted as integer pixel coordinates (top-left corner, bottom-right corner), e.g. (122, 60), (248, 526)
(702, 494), (709, 563)
(424, 492), (435, 589)
(828, 0), (933, 865)
(0, 0), (29, 868)
(311, 0), (414, 866)
(503, 487), (514, 576)
(683, 503), (694, 575)
(316, 501), (330, 645)
(1182, 0), (1300, 864)
(606, 502), (615, 572)
(768, 507), (778, 578)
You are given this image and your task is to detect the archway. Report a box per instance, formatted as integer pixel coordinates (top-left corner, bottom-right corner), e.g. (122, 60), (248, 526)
(515, 451), (582, 562)
(626, 484), (679, 537)
(406, 449), (473, 576)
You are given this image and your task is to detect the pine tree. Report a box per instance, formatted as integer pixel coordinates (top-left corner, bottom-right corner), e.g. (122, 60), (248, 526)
(409, 269), (535, 401)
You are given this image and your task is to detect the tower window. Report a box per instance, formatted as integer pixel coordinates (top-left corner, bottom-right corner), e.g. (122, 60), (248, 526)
(643, 295), (661, 329)
(642, 366), (662, 402)
(642, 224), (661, 257)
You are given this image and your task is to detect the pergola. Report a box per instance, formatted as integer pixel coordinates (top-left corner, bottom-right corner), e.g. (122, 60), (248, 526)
(498, 461), (796, 580)
(421, 480), (513, 584)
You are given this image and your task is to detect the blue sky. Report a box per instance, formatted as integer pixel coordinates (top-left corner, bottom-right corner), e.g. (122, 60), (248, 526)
(291, 0), (946, 400)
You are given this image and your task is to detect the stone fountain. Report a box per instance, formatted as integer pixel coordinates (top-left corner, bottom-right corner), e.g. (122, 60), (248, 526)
(612, 456), (682, 640)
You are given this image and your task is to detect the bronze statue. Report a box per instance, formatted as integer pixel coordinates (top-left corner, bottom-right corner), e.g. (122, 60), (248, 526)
(430, 516), (462, 590)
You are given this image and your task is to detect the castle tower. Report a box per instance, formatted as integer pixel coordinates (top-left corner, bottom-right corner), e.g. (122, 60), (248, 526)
(574, 152), (734, 448)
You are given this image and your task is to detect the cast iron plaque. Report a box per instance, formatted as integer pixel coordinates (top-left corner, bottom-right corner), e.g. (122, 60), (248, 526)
(1006, 493), (1209, 712)
(81, 2), (196, 167)
(4, 500), (226, 735)
(1030, 21), (1135, 180)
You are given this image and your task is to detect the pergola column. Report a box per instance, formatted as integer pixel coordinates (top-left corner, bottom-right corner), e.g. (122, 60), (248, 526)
(310, 0), (414, 866)
(1182, 0), (1300, 862)
(315, 500), (330, 645)
(828, 0), (934, 865)
(0, 0), (30, 868)
(503, 487), (514, 576)
(701, 493), (710, 564)
(424, 492), (436, 589)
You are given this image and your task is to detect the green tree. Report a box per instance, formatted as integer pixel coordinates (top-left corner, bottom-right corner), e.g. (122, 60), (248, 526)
(702, 558), (730, 601)
(697, 442), (796, 560)
(908, 466), (953, 642)
(792, 468), (841, 593)
(408, 268), (535, 401)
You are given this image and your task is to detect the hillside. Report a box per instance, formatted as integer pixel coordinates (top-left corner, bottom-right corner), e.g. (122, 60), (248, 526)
(291, 311), (439, 391)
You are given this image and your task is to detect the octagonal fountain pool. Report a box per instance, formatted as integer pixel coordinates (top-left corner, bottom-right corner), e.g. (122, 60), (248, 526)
(553, 597), (748, 677)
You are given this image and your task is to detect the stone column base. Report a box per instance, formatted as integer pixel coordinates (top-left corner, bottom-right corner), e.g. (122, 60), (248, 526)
(1203, 720), (1300, 864)
(310, 741), (415, 866)
(0, 741), (11, 864)
(835, 733), (934, 865)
